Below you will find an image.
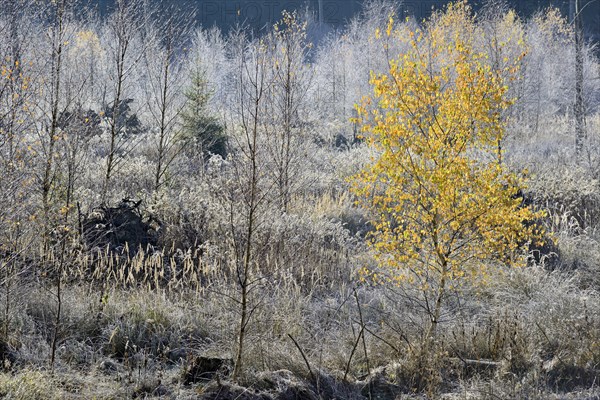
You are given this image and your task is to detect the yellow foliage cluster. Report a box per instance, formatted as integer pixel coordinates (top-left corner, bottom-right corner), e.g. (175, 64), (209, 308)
(352, 2), (544, 290)
(1, 60), (29, 91)
(74, 30), (102, 54)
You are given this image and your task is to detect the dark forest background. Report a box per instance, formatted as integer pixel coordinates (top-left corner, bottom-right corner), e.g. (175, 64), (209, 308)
(91, 0), (600, 39)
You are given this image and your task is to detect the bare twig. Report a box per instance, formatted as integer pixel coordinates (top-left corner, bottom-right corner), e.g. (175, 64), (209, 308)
(344, 324), (365, 382)
(287, 333), (316, 383)
(354, 289), (371, 376)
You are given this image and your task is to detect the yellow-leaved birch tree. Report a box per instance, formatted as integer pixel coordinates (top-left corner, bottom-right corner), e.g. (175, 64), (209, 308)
(352, 1), (543, 366)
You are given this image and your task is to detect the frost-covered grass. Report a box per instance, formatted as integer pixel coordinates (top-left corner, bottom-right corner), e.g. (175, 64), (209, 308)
(0, 1), (600, 398)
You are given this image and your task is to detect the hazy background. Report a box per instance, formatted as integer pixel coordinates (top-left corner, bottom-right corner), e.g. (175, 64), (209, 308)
(90, 0), (600, 40)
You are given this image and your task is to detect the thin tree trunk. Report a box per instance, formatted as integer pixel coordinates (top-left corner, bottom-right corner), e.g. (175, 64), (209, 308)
(574, 0), (585, 160)
(154, 46), (171, 192)
(102, 67), (124, 202)
(43, 0), (66, 249)
(232, 44), (263, 379)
